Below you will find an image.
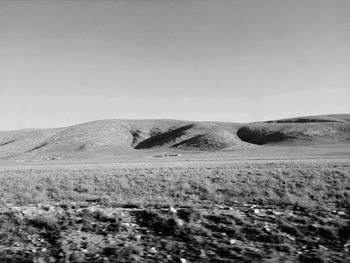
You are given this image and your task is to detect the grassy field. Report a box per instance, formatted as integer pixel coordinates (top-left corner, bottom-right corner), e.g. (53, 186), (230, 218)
(0, 158), (349, 262)
(0, 159), (349, 209)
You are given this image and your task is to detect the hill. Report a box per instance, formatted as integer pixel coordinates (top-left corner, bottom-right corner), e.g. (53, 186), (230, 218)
(263, 114), (350, 123)
(0, 114), (349, 160)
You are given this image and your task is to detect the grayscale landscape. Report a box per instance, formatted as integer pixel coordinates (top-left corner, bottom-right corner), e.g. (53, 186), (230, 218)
(0, 114), (349, 262)
(1, 0), (349, 262)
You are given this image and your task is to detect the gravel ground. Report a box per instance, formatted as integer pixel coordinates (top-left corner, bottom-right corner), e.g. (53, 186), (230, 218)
(0, 202), (349, 263)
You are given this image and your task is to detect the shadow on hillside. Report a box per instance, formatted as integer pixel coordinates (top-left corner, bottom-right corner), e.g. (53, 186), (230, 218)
(0, 139), (16, 146)
(134, 124), (194, 149)
(237, 126), (294, 145)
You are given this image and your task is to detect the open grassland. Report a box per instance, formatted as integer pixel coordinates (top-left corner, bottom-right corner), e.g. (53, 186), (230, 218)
(0, 159), (349, 262)
(0, 160), (349, 209)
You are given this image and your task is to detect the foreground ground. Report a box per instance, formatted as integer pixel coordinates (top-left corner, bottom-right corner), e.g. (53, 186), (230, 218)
(0, 157), (349, 262)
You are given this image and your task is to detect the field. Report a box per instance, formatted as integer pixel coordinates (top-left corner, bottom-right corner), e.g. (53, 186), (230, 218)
(0, 156), (349, 262)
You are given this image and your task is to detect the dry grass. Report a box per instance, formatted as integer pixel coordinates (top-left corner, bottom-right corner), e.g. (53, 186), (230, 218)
(0, 160), (349, 210)
(0, 159), (349, 262)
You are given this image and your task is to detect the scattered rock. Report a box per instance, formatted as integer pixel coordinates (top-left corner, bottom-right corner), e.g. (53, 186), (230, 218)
(229, 239), (237, 245)
(272, 211), (283, 216)
(0, 203), (348, 262)
(200, 249), (206, 258)
(149, 247), (157, 253)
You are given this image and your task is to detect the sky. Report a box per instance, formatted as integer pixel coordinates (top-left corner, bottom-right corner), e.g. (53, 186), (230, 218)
(0, 0), (349, 130)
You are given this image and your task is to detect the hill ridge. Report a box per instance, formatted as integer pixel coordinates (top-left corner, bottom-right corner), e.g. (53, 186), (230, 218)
(0, 114), (349, 160)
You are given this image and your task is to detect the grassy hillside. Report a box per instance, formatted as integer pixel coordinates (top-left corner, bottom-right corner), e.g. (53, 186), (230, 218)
(0, 115), (349, 160)
(237, 122), (350, 145)
(264, 114), (350, 123)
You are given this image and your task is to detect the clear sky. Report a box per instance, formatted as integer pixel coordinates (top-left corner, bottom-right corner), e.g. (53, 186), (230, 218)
(0, 0), (349, 130)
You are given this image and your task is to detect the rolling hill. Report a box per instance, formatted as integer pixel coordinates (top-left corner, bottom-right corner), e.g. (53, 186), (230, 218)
(0, 114), (349, 160)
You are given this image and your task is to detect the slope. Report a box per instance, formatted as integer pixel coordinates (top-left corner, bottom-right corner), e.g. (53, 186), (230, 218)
(0, 114), (349, 160)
